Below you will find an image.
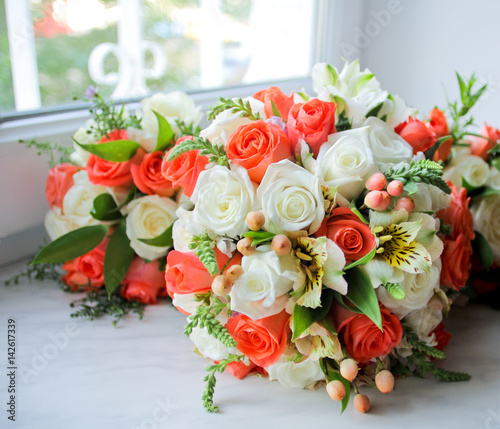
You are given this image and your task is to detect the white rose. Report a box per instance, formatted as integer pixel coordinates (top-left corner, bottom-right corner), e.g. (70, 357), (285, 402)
(62, 171), (109, 228)
(378, 93), (416, 128)
(70, 119), (98, 166)
(172, 206), (203, 252)
(44, 206), (81, 240)
(126, 127), (157, 153)
(443, 154), (489, 189)
(257, 160), (324, 234)
(411, 183), (451, 213)
(404, 306), (442, 346)
(191, 164), (255, 239)
(471, 194), (500, 264)
(124, 195), (178, 260)
(230, 247), (298, 320)
(267, 359), (324, 388)
(487, 166), (500, 190)
(200, 97), (265, 144)
(362, 117), (413, 168)
(189, 326), (239, 361)
(141, 91), (202, 135)
(317, 127), (376, 200)
(377, 260), (441, 319)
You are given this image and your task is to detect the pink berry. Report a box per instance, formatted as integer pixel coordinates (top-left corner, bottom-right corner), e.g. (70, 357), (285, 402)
(375, 370), (395, 394)
(364, 190), (391, 211)
(365, 172), (387, 191)
(387, 180), (404, 196)
(226, 264), (244, 283)
(394, 196), (415, 214)
(237, 237), (256, 256)
(211, 275), (232, 296)
(271, 234), (292, 255)
(340, 359), (359, 382)
(246, 211), (266, 231)
(354, 394), (371, 413)
(326, 380), (346, 401)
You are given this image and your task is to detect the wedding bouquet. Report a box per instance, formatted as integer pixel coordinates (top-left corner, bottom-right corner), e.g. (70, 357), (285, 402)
(12, 88), (203, 322)
(164, 60), (472, 414)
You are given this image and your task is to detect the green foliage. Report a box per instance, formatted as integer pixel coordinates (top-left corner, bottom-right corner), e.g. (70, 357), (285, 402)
(32, 225), (109, 264)
(472, 231), (494, 271)
(166, 136), (229, 167)
(19, 139), (74, 168)
(90, 193), (123, 221)
(175, 120), (201, 138)
(403, 324), (445, 359)
(202, 354), (245, 413)
(383, 282), (406, 300)
(138, 223), (174, 247)
(207, 97), (260, 121)
(384, 159), (451, 195)
(344, 247), (376, 270)
(152, 110), (174, 151)
(69, 287), (147, 327)
(188, 233), (219, 276)
(242, 231), (276, 246)
(336, 110), (352, 132)
(292, 289), (334, 341)
(184, 296), (236, 348)
(5, 260), (64, 287)
(320, 358), (351, 414)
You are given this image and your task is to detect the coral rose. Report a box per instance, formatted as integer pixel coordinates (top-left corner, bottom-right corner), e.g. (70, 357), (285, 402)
(253, 86), (294, 119)
(131, 150), (176, 197)
(287, 98), (337, 157)
(165, 249), (241, 298)
(121, 257), (167, 304)
(426, 108), (453, 162)
(86, 129), (134, 187)
(437, 182), (475, 242)
(161, 136), (209, 197)
(431, 323), (452, 351)
(46, 163), (82, 209)
(226, 120), (292, 183)
(395, 117), (437, 155)
(225, 310), (289, 367)
(440, 235), (472, 291)
(335, 305), (403, 363)
(315, 207), (376, 263)
(468, 123), (500, 160)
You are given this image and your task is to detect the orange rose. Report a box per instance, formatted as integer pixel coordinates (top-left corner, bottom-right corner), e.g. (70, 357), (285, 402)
(45, 163), (82, 209)
(225, 310), (289, 367)
(131, 150), (176, 197)
(121, 257), (167, 304)
(468, 123), (500, 160)
(161, 136), (209, 198)
(426, 108), (453, 162)
(430, 323), (452, 351)
(253, 86), (294, 119)
(287, 98), (337, 157)
(437, 182), (475, 242)
(165, 249), (240, 299)
(335, 305), (403, 363)
(395, 117), (437, 155)
(315, 207), (376, 263)
(86, 129), (133, 187)
(75, 239), (107, 286)
(440, 235), (472, 291)
(226, 120), (292, 183)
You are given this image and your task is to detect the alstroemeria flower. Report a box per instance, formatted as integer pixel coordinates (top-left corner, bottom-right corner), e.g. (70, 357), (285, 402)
(291, 236), (347, 309)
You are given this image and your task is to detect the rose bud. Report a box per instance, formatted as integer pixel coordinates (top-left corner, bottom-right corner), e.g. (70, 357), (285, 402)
(246, 211), (266, 231)
(271, 234), (292, 255)
(237, 237), (256, 256)
(387, 180), (404, 196)
(326, 380), (346, 401)
(375, 370), (395, 394)
(394, 196), (415, 214)
(354, 394), (371, 413)
(211, 275), (232, 296)
(365, 172), (387, 191)
(340, 358), (359, 382)
(226, 264), (244, 283)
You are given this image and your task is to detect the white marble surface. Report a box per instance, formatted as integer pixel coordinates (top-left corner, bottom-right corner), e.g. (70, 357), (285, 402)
(1, 260), (500, 429)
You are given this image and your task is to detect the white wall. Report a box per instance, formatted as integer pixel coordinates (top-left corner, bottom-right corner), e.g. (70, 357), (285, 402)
(352, 0), (500, 124)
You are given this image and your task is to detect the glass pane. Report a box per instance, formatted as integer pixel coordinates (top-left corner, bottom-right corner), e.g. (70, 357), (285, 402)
(1, 0), (314, 116)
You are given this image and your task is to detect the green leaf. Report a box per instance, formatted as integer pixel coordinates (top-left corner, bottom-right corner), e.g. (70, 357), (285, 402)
(74, 138), (140, 162)
(472, 230), (494, 270)
(32, 225), (108, 264)
(365, 101), (384, 118)
(329, 371), (351, 414)
(152, 110), (174, 152)
(344, 246), (376, 270)
(492, 157), (500, 172)
(90, 193), (123, 221)
(137, 223), (174, 247)
(242, 231), (276, 246)
(270, 100), (281, 118)
(383, 282), (406, 300)
(461, 176), (481, 194)
(403, 181), (419, 195)
(344, 267), (382, 330)
(349, 198), (369, 224)
(104, 222), (135, 295)
(292, 289), (333, 341)
(332, 291), (363, 314)
(474, 186), (500, 198)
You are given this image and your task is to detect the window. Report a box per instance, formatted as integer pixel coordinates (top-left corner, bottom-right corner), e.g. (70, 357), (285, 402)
(1, 0), (320, 118)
